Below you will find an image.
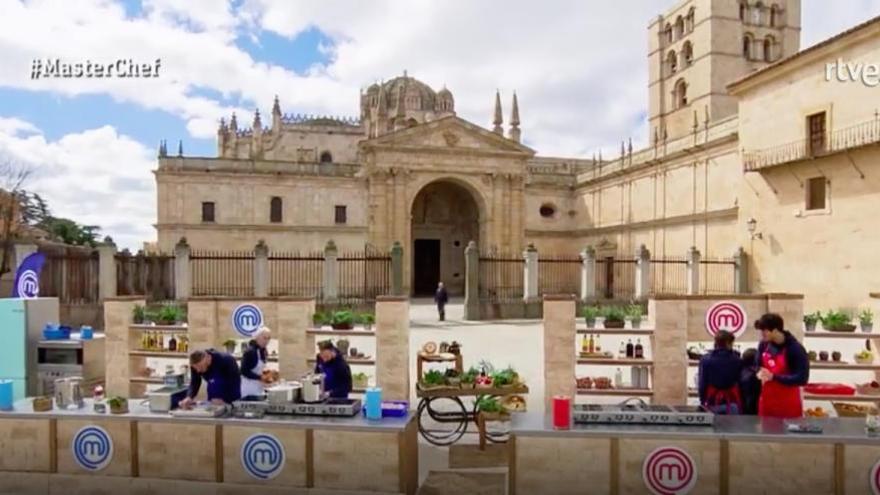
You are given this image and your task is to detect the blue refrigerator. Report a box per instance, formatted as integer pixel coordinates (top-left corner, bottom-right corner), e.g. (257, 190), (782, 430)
(0, 298), (59, 400)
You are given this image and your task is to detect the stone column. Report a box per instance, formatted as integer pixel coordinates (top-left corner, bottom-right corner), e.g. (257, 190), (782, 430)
(390, 241), (404, 296)
(375, 296), (410, 401)
(523, 244), (539, 301)
(580, 246), (596, 301)
(543, 295), (576, 409)
(464, 241), (480, 320)
(103, 296), (145, 398)
(649, 297), (688, 405)
(97, 242), (118, 300)
(174, 237), (191, 300)
(323, 240), (338, 303)
(635, 244), (651, 300)
(277, 297), (314, 379)
(253, 240), (269, 298)
(734, 247), (748, 294)
(13, 242), (37, 271)
(687, 246), (701, 296)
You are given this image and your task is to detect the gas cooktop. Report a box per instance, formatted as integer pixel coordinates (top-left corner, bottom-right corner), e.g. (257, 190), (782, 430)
(572, 400), (713, 426)
(233, 398), (362, 418)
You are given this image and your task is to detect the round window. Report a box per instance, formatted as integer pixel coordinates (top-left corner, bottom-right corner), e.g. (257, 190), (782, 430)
(539, 204), (556, 218)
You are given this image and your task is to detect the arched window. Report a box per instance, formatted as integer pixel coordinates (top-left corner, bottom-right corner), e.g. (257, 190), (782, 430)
(686, 7), (696, 32)
(667, 50), (678, 76)
(665, 23), (673, 44)
(682, 41), (694, 66)
(739, 1), (747, 21)
(675, 16), (685, 39)
(770, 4), (779, 27)
(743, 34), (754, 59)
(764, 35), (775, 62)
(270, 197), (282, 223)
(674, 79), (688, 109)
(319, 151), (333, 163)
(753, 2), (764, 25)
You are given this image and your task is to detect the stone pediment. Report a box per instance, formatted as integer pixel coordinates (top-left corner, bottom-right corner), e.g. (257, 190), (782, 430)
(361, 116), (535, 156)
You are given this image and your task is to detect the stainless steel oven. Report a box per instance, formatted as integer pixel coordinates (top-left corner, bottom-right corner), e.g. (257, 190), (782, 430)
(37, 338), (105, 396)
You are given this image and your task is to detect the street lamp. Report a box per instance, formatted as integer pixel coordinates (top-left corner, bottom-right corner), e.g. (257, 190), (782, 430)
(747, 217), (762, 240)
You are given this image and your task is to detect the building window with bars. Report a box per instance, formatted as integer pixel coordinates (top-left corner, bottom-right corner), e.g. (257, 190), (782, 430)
(270, 197), (282, 223)
(335, 205), (347, 224)
(201, 202), (215, 223)
(806, 177), (828, 211)
(808, 111), (827, 156)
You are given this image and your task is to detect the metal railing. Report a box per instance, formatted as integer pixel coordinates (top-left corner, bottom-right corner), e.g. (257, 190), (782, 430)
(479, 253), (524, 302)
(116, 251), (175, 301)
(191, 250), (255, 297)
(268, 251), (323, 297)
(337, 248), (392, 305)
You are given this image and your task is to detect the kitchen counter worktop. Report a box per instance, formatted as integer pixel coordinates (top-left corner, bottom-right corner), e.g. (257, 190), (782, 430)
(0, 398), (415, 432)
(511, 412), (880, 445)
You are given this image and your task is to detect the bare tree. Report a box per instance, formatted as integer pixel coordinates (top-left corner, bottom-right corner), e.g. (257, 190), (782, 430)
(0, 157), (32, 276)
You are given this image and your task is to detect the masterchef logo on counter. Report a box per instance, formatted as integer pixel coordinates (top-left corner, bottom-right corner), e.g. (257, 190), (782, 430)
(241, 433), (285, 480)
(232, 303), (264, 338)
(704, 301), (747, 338)
(871, 458), (880, 495)
(642, 446), (697, 495)
(72, 425), (113, 471)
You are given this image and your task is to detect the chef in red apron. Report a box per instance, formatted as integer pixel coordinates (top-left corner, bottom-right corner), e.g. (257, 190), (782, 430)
(755, 313), (810, 418)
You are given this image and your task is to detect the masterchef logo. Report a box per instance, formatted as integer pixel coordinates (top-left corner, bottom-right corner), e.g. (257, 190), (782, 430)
(232, 303), (264, 338)
(705, 301), (747, 338)
(241, 433), (285, 480)
(871, 458), (880, 495)
(642, 447), (697, 495)
(72, 426), (113, 471)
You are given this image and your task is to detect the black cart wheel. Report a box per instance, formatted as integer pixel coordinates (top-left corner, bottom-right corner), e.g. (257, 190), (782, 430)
(473, 396), (511, 444)
(417, 397), (470, 446)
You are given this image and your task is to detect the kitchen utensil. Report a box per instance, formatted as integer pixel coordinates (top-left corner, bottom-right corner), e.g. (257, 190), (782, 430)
(0, 380), (12, 411)
(552, 395), (571, 430)
(147, 385), (188, 412)
(301, 373), (325, 403)
(79, 326), (94, 340)
(267, 382), (302, 404)
(53, 377), (84, 410)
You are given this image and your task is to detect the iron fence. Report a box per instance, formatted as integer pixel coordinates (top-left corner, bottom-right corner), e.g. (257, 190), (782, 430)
(595, 257), (636, 300)
(337, 248), (392, 305)
(700, 258), (737, 295)
(268, 251), (323, 297)
(115, 251), (175, 301)
(479, 253), (524, 302)
(191, 250), (255, 297)
(650, 257), (689, 296)
(538, 254), (581, 296)
(38, 248), (99, 304)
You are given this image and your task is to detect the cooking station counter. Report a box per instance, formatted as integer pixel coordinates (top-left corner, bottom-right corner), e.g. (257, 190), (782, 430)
(509, 411), (880, 495)
(0, 398), (418, 495)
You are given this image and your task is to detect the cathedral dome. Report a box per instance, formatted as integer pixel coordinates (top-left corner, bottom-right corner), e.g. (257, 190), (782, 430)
(381, 73), (442, 113)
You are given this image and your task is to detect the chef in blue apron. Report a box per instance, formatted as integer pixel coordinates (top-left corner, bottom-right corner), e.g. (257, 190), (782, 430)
(240, 327), (271, 400)
(179, 348), (241, 409)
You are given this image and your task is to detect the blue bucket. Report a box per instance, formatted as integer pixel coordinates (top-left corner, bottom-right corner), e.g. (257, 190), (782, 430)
(80, 326), (94, 340)
(0, 380), (13, 411)
(364, 387), (382, 420)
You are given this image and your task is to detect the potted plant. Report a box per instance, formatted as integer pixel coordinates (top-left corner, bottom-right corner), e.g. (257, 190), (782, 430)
(420, 370), (447, 390)
(445, 369), (461, 387)
(352, 372), (369, 389)
(475, 396), (509, 421)
(460, 367), (478, 389)
(821, 310), (856, 332)
(491, 367), (521, 389)
(313, 311), (327, 329)
(330, 310), (355, 330)
(157, 304), (185, 325)
(132, 304), (146, 324)
(107, 397), (128, 415)
(223, 339), (237, 354)
(359, 313), (375, 331)
(804, 312), (819, 332)
(336, 338), (350, 356)
(583, 306), (600, 329)
(601, 306), (626, 329)
(860, 309), (874, 333)
(626, 305), (644, 329)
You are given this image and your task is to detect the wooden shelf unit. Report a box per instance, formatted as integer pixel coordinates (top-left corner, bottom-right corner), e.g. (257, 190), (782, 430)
(576, 328), (655, 336)
(307, 328), (376, 337)
(577, 388), (653, 397)
(804, 331), (877, 339)
(577, 358), (653, 366)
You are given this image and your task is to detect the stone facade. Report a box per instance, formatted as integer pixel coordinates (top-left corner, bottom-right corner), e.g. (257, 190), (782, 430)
(155, 0), (879, 307)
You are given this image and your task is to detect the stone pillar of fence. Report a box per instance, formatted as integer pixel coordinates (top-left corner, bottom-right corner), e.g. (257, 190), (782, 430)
(464, 241), (480, 320)
(390, 241), (404, 296)
(733, 246), (749, 294)
(375, 296), (410, 401)
(523, 244), (539, 302)
(174, 237), (191, 300)
(635, 244), (651, 300)
(103, 296), (145, 398)
(97, 241), (117, 300)
(543, 294), (576, 409)
(253, 240), (269, 298)
(323, 240), (338, 303)
(13, 242), (37, 271)
(687, 246), (701, 296)
(580, 246), (596, 301)
(278, 297), (314, 380)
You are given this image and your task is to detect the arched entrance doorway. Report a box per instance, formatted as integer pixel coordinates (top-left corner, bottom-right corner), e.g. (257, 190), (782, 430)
(410, 180), (480, 296)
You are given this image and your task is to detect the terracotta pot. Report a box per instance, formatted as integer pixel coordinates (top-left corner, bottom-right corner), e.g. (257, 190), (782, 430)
(604, 319), (625, 329)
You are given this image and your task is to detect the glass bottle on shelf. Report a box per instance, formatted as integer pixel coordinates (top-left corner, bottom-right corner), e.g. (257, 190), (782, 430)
(581, 334), (589, 353)
(168, 334), (177, 352)
(614, 368), (623, 388)
(626, 339), (634, 359)
(595, 336), (602, 353)
(158, 333), (165, 351)
(635, 339), (644, 359)
(588, 334), (595, 353)
(618, 341), (626, 358)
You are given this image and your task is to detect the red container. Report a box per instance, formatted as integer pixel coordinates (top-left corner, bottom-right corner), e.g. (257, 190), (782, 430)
(552, 395), (571, 429)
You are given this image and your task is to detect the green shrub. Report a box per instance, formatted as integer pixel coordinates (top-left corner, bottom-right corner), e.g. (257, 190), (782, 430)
(601, 306), (626, 322)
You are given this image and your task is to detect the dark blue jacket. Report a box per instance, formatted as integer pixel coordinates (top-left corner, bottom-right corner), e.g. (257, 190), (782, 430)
(240, 340), (267, 380)
(739, 365), (762, 415)
(188, 349), (241, 404)
(698, 348), (742, 404)
(755, 330), (810, 386)
(314, 351), (352, 398)
(435, 287), (449, 305)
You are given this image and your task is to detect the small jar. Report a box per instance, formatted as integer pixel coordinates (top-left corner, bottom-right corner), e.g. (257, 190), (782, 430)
(866, 413), (880, 435)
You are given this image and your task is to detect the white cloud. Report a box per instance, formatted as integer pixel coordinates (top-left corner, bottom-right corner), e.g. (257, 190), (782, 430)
(0, 118), (155, 250)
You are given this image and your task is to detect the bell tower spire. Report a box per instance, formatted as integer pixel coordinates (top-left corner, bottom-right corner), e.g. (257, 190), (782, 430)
(492, 90), (503, 135)
(508, 91), (521, 143)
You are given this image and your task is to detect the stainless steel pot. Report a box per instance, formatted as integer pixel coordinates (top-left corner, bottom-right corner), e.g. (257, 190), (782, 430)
(54, 377), (84, 410)
(301, 373), (325, 403)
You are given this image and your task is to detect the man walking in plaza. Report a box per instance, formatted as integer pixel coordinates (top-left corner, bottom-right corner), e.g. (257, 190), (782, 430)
(434, 281), (448, 321)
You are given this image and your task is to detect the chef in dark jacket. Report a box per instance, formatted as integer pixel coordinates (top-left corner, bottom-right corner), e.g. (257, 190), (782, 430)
(179, 348), (241, 409)
(755, 313), (810, 418)
(314, 341), (352, 399)
(240, 327), (271, 400)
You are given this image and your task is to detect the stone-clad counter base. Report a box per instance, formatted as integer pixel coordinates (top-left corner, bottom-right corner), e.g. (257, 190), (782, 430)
(510, 414), (880, 495)
(0, 400), (418, 495)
